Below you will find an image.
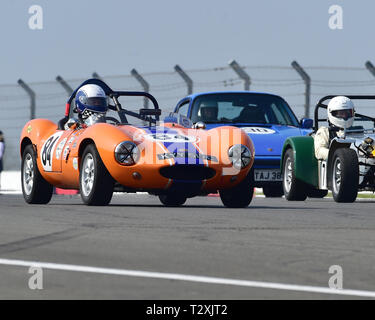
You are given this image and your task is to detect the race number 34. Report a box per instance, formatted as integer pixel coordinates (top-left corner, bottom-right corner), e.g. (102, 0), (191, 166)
(41, 132), (63, 171)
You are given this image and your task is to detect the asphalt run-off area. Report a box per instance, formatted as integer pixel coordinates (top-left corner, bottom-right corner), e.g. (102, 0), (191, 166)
(0, 194), (374, 299)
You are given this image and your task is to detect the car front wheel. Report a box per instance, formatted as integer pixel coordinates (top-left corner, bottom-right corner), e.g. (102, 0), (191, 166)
(80, 144), (114, 206)
(282, 148), (307, 201)
(331, 148), (358, 203)
(219, 174), (254, 208)
(263, 185), (284, 197)
(21, 144), (53, 204)
(158, 194), (187, 207)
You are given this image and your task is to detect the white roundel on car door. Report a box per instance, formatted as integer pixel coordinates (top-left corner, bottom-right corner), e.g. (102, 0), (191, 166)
(241, 127), (276, 134)
(40, 132), (64, 171)
(55, 138), (68, 160)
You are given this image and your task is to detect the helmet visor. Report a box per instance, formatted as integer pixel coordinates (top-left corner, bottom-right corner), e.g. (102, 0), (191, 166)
(331, 109), (354, 120)
(82, 97), (108, 108)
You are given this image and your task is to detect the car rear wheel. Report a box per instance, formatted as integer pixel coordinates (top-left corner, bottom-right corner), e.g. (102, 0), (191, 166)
(263, 185), (284, 197)
(80, 144), (114, 206)
(331, 148), (358, 203)
(282, 148), (308, 201)
(21, 144), (53, 204)
(219, 174), (254, 208)
(158, 194), (187, 207)
(307, 188), (328, 198)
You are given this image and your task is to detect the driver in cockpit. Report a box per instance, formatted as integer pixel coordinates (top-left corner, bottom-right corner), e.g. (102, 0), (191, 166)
(64, 84), (109, 129)
(199, 100), (218, 123)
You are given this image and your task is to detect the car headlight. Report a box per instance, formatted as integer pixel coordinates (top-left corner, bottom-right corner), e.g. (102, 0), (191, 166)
(360, 137), (375, 158)
(115, 141), (140, 165)
(228, 144), (252, 170)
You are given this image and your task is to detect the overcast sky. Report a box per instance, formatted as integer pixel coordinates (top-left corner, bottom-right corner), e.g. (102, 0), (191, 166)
(1, 0), (374, 84)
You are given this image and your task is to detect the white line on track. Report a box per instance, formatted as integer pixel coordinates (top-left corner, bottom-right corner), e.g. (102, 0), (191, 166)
(0, 258), (374, 298)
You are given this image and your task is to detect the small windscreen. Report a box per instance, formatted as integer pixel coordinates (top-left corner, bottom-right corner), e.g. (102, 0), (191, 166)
(190, 93), (299, 126)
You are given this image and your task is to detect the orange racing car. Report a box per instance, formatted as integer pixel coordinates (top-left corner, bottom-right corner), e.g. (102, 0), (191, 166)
(20, 79), (255, 207)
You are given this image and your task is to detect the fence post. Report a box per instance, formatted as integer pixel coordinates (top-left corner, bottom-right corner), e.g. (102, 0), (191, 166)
(228, 59), (251, 90)
(92, 72), (102, 80)
(291, 60), (311, 118)
(18, 79), (36, 120)
(174, 64), (193, 95)
(131, 69), (149, 109)
(365, 61), (375, 77)
(56, 75), (73, 95)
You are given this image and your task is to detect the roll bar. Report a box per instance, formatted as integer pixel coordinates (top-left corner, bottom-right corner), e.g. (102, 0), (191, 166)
(65, 78), (160, 122)
(313, 95), (375, 131)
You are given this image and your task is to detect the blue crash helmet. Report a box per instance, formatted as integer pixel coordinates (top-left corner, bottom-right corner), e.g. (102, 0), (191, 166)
(75, 84), (108, 116)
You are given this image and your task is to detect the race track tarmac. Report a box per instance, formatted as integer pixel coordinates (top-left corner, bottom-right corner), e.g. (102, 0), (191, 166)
(0, 194), (374, 299)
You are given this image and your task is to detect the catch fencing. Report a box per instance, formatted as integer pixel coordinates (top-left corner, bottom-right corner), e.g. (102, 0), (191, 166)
(1, 60), (375, 170)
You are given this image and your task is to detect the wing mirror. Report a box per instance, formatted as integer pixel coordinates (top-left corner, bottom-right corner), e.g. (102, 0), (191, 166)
(193, 121), (206, 129)
(301, 118), (313, 129)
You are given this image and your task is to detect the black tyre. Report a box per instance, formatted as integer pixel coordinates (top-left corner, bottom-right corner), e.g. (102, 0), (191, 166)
(282, 148), (308, 201)
(79, 144), (114, 206)
(158, 194), (187, 207)
(21, 144), (53, 204)
(263, 185), (284, 198)
(307, 188), (328, 198)
(331, 148), (358, 203)
(219, 174), (254, 208)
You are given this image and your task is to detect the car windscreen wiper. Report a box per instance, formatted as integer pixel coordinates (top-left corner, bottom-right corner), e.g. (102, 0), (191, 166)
(231, 120), (269, 125)
(265, 122), (299, 127)
(201, 120), (222, 124)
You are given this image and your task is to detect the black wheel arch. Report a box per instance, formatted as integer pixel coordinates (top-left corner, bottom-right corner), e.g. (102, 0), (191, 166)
(20, 137), (33, 157)
(280, 144), (293, 172)
(78, 138), (96, 173)
(78, 138), (96, 159)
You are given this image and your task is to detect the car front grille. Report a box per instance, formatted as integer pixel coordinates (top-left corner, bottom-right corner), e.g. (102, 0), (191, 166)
(160, 165), (216, 181)
(253, 158), (280, 167)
